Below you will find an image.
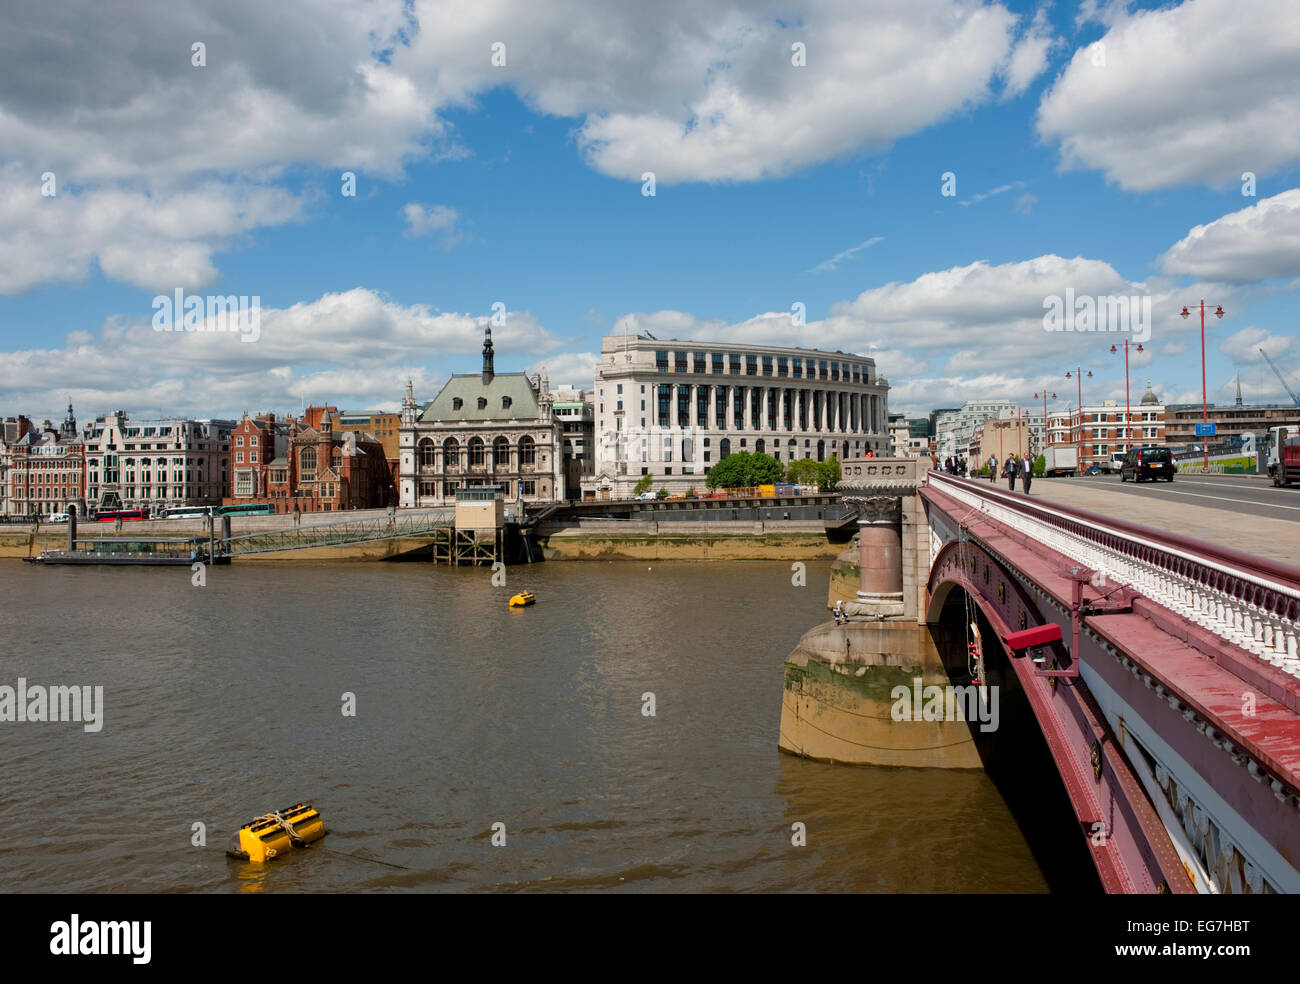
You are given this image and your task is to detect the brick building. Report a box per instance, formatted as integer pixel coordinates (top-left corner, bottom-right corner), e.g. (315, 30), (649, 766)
(227, 412), (291, 503)
(5, 404), (85, 518)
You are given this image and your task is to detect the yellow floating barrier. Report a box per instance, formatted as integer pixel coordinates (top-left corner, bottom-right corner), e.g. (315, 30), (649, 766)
(508, 591), (536, 607)
(227, 803), (327, 863)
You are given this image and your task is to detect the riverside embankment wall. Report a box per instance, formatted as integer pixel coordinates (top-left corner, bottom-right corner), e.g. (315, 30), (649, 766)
(2, 518), (847, 562)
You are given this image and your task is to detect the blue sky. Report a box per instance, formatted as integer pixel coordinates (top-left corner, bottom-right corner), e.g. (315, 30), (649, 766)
(2, 0), (1298, 422)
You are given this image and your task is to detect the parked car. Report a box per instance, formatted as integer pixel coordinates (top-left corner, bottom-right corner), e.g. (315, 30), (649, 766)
(635, 491), (656, 500)
(48, 512), (71, 523)
(1120, 446), (1175, 482)
(1083, 464), (1102, 476)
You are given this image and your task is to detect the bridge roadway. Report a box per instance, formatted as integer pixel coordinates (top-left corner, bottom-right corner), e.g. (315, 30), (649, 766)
(983, 473), (1298, 567)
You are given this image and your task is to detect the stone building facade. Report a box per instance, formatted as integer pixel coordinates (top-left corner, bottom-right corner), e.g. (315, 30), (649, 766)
(399, 328), (564, 507)
(82, 411), (233, 512)
(588, 334), (890, 498)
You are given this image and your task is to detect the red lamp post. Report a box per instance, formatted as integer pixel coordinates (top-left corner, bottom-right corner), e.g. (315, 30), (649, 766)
(1180, 300), (1224, 473)
(1065, 369), (1092, 475)
(1033, 390), (1056, 457)
(1110, 341), (1144, 457)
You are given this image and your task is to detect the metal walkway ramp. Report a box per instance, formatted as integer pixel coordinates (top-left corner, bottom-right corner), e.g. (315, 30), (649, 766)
(219, 510), (455, 557)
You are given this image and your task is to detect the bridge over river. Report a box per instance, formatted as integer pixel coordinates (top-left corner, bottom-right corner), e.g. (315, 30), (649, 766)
(780, 458), (1300, 894)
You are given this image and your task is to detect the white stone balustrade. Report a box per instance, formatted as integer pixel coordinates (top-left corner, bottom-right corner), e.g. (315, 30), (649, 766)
(929, 474), (1300, 679)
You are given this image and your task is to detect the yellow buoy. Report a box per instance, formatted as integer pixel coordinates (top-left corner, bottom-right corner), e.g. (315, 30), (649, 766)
(227, 803), (327, 863)
(508, 591), (536, 607)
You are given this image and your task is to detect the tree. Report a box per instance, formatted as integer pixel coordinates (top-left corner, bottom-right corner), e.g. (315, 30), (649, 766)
(633, 474), (653, 495)
(706, 450), (782, 489)
(820, 455), (841, 491)
(785, 458), (822, 486)
(1033, 454), (1046, 478)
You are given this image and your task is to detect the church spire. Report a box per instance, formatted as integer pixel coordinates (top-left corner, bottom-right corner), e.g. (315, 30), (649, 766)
(482, 326), (495, 385)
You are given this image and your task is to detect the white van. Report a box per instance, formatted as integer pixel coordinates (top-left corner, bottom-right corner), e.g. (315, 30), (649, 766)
(48, 512), (71, 523)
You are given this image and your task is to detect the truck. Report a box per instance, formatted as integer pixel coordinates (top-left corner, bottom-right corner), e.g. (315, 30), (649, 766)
(1266, 426), (1300, 487)
(1042, 445), (1079, 477)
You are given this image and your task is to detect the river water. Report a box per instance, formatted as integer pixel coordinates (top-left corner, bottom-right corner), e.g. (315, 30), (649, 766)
(1, 559), (1065, 893)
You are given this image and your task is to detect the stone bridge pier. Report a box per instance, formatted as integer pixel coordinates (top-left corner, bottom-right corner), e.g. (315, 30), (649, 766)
(779, 458), (983, 768)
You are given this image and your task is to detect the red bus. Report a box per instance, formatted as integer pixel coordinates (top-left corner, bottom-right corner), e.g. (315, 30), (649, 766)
(94, 509), (148, 522)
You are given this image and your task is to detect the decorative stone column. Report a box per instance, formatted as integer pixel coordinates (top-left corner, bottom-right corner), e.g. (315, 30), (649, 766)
(851, 494), (904, 615)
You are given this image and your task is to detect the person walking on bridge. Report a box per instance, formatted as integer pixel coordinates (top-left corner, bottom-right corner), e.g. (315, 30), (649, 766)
(988, 454), (997, 482)
(1021, 453), (1033, 494)
(1005, 453), (1018, 492)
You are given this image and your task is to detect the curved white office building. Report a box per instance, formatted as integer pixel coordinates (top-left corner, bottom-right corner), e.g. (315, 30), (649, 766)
(588, 334), (890, 497)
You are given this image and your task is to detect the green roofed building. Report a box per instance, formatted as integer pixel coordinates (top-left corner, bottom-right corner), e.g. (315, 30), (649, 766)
(398, 326), (564, 507)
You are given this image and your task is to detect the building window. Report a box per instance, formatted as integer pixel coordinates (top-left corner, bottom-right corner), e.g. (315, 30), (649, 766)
(477, 397), (487, 410)
(235, 470), (254, 497)
(777, 357), (788, 378)
(520, 436), (536, 466)
(521, 480), (537, 496)
(730, 354), (742, 375)
(250, 435), (259, 446)
(418, 439), (436, 468)
(502, 396), (512, 410)
(469, 437), (486, 466)
(674, 351), (688, 373)
(452, 397), (463, 410)
(693, 352), (706, 373)
(746, 355), (758, 376)
(656, 350), (669, 372)
(762, 356), (773, 377)
(236, 436), (244, 446)
(236, 451), (244, 463)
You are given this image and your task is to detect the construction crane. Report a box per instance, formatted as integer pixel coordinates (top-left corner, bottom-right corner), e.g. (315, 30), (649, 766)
(1260, 348), (1300, 407)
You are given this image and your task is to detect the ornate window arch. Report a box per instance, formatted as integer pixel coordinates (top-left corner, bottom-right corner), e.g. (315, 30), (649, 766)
(519, 435), (536, 466)
(468, 436), (486, 466)
(418, 438), (436, 468)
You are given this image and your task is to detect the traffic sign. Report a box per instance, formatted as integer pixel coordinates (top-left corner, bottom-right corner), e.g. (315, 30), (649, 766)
(1195, 423), (1217, 437)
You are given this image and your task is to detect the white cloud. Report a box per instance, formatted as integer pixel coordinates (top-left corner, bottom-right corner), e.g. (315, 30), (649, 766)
(1219, 325), (1295, 364)
(1001, 7), (1057, 98)
(0, 0), (1061, 292)
(1158, 189), (1300, 283)
(810, 237), (883, 273)
(0, 288), (564, 420)
(960, 182), (1025, 207)
(0, 166), (305, 292)
(400, 202), (465, 245)
(525, 352), (601, 392)
(1037, 0), (1300, 191)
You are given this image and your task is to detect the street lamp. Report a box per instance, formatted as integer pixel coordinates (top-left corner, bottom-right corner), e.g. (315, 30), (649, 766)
(1180, 300), (1225, 474)
(1034, 391), (1057, 456)
(1110, 341), (1144, 458)
(1064, 369), (1092, 475)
